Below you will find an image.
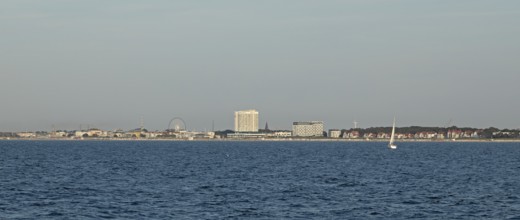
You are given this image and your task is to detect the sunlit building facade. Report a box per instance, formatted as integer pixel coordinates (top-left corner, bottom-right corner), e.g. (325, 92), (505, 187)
(292, 121), (324, 137)
(234, 110), (259, 132)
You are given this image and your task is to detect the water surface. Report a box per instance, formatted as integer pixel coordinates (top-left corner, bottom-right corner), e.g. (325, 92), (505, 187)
(1, 141), (519, 219)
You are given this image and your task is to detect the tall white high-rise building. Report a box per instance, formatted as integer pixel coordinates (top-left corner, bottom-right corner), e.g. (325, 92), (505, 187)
(234, 110), (259, 132)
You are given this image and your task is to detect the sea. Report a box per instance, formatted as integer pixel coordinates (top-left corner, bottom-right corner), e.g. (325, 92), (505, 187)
(1, 140), (519, 219)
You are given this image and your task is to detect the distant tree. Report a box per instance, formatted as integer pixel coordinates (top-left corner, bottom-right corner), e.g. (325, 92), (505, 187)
(481, 127), (500, 138)
(215, 130), (235, 138)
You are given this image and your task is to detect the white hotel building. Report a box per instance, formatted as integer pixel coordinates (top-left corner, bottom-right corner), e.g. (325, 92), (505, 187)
(292, 121), (324, 137)
(234, 109), (259, 132)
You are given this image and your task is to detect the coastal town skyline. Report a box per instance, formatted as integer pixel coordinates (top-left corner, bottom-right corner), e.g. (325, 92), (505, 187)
(2, 1), (519, 131)
(4, 106), (518, 140)
(1, 108), (518, 133)
(0, 107), (519, 132)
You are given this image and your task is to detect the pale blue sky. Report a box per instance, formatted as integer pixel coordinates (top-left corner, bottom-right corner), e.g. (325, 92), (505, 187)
(1, 0), (519, 131)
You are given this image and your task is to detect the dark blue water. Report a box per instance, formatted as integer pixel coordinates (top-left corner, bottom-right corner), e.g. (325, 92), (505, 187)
(1, 141), (520, 219)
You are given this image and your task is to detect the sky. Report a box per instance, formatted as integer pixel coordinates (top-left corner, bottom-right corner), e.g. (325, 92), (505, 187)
(1, 0), (519, 131)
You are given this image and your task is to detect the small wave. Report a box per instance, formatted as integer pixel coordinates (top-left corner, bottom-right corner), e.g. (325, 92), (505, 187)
(289, 203), (305, 208)
(331, 209), (352, 215)
(47, 211), (64, 217)
(324, 177), (340, 184)
(337, 181), (359, 187)
(369, 211), (381, 216)
(198, 185), (212, 190)
(31, 201), (57, 207)
(402, 200), (421, 205)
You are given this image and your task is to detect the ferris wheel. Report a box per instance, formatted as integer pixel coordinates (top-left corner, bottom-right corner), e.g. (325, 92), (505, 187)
(168, 117), (187, 132)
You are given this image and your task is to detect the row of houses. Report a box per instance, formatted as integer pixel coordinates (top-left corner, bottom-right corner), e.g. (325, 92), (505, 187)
(16, 128), (216, 139)
(328, 129), (484, 139)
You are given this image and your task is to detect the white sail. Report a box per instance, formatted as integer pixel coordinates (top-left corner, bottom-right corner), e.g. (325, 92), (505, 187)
(388, 117), (397, 149)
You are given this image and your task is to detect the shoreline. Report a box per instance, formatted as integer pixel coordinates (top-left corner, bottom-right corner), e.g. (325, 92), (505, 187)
(1, 137), (520, 143)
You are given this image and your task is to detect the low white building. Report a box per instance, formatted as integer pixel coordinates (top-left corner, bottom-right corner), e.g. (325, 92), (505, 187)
(267, 131), (292, 138)
(75, 131), (88, 138)
(50, 131), (68, 138)
(75, 129), (108, 138)
(329, 129), (341, 138)
(227, 132), (267, 139)
(87, 129), (107, 137)
(292, 121), (324, 137)
(17, 132), (36, 138)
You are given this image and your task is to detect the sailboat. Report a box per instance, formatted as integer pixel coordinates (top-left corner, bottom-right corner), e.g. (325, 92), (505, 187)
(388, 117), (397, 149)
